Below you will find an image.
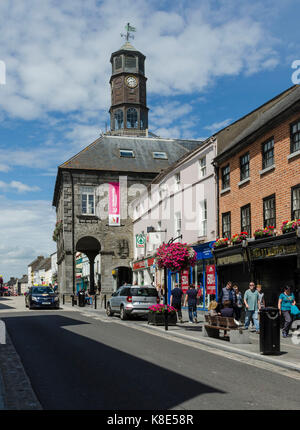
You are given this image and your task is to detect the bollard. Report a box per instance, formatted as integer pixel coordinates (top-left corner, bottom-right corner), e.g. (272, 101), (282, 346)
(104, 294), (107, 309)
(63, 294), (65, 305)
(94, 295), (97, 309)
(0, 320), (6, 345)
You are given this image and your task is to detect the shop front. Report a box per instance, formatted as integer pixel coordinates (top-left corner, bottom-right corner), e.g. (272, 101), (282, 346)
(132, 257), (156, 287)
(167, 241), (217, 311)
(213, 230), (300, 306)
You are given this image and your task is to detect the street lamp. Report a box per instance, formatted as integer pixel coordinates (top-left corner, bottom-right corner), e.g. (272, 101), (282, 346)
(163, 234), (183, 331)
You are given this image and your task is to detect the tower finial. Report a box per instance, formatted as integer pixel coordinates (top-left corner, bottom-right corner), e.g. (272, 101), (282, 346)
(121, 23), (136, 42)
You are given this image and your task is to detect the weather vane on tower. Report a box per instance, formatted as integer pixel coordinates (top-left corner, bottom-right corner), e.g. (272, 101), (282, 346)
(121, 23), (136, 42)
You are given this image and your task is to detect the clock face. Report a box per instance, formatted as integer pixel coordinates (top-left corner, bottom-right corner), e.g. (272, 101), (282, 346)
(126, 76), (138, 88)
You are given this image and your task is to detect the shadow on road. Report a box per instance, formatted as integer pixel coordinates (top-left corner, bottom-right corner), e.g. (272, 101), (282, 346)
(2, 312), (224, 410)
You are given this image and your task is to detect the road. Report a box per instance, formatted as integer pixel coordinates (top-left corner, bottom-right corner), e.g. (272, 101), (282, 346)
(0, 296), (300, 410)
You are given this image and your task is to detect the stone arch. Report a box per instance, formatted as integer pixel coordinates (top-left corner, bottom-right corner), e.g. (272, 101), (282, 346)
(76, 236), (101, 294)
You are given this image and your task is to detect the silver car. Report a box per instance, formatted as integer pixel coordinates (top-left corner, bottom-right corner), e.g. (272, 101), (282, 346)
(106, 285), (159, 320)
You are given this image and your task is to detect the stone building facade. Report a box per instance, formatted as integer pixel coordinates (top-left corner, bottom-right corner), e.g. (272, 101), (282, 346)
(52, 38), (201, 296)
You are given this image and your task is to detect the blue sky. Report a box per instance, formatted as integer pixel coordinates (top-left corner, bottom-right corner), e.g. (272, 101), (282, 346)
(0, 0), (299, 279)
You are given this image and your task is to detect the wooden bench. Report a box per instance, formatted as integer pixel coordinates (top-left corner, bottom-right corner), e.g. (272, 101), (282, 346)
(202, 314), (250, 344)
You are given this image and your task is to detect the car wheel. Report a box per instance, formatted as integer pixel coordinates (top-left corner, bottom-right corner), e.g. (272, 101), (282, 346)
(120, 306), (127, 320)
(106, 304), (114, 317)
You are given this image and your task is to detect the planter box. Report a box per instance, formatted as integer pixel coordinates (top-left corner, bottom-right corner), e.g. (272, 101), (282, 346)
(148, 312), (177, 326)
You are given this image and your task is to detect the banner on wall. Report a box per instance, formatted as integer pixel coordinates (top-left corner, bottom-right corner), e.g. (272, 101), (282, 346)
(181, 269), (189, 294)
(108, 182), (120, 226)
(206, 265), (216, 295)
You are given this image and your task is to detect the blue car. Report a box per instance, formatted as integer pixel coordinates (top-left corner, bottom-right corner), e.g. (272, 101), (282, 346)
(25, 286), (60, 310)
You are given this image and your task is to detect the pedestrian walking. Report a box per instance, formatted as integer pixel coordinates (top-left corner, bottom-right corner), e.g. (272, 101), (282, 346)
(218, 281), (236, 307)
(233, 283), (243, 321)
(184, 284), (198, 323)
(170, 283), (183, 323)
(256, 284), (265, 309)
(244, 281), (260, 333)
(278, 285), (296, 338)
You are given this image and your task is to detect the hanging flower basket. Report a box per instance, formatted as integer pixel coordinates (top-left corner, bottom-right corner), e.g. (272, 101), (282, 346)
(254, 226), (275, 239)
(281, 219), (300, 234)
(212, 237), (229, 249)
(155, 243), (197, 272)
(231, 232), (248, 245)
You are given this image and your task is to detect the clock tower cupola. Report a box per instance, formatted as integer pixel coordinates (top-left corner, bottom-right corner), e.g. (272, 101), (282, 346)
(109, 24), (149, 136)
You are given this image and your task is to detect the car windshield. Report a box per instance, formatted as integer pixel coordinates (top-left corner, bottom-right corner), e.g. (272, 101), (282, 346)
(130, 287), (158, 297)
(32, 287), (54, 295)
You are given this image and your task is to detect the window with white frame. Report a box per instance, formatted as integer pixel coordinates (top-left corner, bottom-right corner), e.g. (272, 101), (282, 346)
(174, 212), (182, 239)
(199, 156), (206, 178)
(174, 173), (180, 191)
(199, 200), (207, 237)
(81, 186), (95, 215)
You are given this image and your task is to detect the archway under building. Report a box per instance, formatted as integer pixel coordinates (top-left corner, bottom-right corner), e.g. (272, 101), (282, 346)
(76, 236), (101, 295)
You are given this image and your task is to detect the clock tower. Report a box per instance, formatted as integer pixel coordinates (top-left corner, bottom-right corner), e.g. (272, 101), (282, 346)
(109, 24), (149, 136)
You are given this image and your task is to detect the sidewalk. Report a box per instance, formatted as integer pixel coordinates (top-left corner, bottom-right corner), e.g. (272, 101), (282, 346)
(62, 302), (300, 373)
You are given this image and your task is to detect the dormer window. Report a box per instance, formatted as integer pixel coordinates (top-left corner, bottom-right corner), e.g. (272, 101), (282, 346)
(120, 149), (134, 158)
(153, 152), (168, 160)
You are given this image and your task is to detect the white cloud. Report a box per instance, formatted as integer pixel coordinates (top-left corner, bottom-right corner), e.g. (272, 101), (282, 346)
(0, 197), (56, 280)
(0, 180), (40, 193)
(0, 0), (280, 122)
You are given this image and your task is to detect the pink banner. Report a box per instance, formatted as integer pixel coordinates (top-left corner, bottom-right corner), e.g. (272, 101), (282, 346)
(109, 182), (120, 226)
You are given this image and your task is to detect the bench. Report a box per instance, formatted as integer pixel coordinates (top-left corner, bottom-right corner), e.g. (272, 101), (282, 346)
(201, 314), (250, 344)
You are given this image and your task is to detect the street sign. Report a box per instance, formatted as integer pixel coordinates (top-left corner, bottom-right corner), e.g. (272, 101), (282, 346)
(136, 234), (146, 248)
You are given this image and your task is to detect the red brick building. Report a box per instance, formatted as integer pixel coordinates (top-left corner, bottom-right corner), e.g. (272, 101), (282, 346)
(212, 85), (300, 305)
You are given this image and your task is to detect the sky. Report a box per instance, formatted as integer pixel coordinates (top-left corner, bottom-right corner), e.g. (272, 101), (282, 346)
(0, 0), (299, 280)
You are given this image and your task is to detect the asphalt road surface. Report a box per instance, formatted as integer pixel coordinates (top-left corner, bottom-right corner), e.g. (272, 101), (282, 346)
(1, 306), (300, 410)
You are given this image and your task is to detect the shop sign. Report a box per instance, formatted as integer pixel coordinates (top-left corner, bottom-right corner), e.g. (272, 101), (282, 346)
(136, 234), (146, 248)
(133, 260), (146, 270)
(250, 243), (297, 260)
(217, 253), (244, 266)
(108, 182), (120, 226)
(181, 269), (189, 293)
(206, 265), (216, 295)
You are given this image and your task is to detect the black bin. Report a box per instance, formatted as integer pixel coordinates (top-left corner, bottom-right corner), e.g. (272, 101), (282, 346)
(259, 307), (280, 355)
(78, 291), (86, 307)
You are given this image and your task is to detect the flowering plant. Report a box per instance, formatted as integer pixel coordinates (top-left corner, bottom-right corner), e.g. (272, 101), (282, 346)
(281, 219), (300, 233)
(212, 237), (229, 248)
(53, 220), (63, 242)
(155, 243), (197, 272)
(231, 232), (248, 244)
(254, 226), (275, 238)
(148, 304), (177, 314)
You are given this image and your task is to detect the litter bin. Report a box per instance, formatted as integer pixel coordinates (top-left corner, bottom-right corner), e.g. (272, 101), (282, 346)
(259, 307), (280, 355)
(78, 290), (86, 307)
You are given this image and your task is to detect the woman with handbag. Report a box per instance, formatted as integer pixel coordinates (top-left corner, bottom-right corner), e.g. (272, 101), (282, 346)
(278, 285), (296, 338)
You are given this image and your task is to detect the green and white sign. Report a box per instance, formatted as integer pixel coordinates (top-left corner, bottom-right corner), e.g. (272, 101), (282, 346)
(136, 234), (146, 248)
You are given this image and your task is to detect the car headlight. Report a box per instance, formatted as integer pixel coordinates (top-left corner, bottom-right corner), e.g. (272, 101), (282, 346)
(54, 297), (59, 301)
(32, 297), (38, 302)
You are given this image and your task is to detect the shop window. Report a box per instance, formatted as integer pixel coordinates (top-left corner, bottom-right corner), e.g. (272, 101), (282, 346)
(241, 204), (251, 236)
(290, 119), (300, 154)
(263, 194), (276, 227)
(262, 137), (274, 169)
(222, 212), (231, 238)
(240, 152), (250, 181)
(221, 164), (230, 189)
(292, 185), (300, 219)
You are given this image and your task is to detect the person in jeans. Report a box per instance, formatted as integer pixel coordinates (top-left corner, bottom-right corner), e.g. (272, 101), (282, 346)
(184, 284), (198, 323)
(278, 285), (296, 338)
(256, 284), (265, 309)
(170, 283), (183, 323)
(232, 283), (243, 321)
(244, 282), (260, 333)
